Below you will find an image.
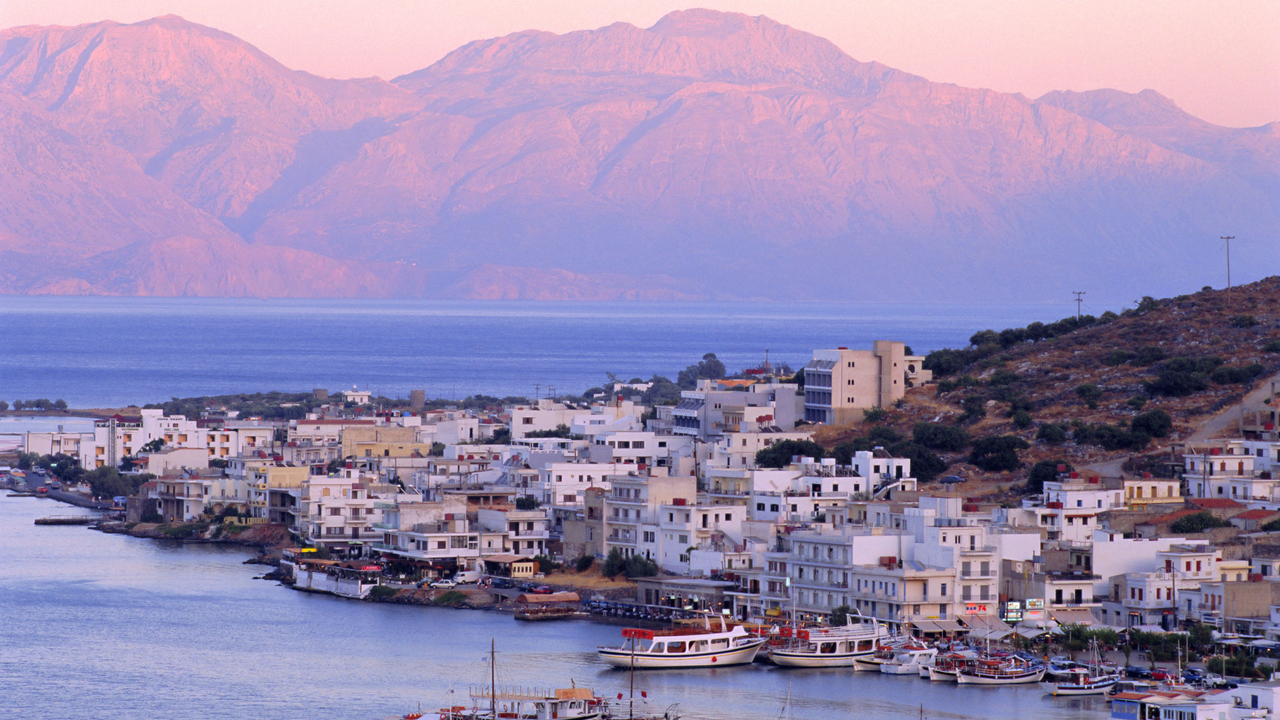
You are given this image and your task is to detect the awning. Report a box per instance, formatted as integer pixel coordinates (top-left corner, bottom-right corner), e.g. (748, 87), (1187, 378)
(1133, 624), (1167, 634)
(1050, 608), (1097, 626)
(1016, 626), (1048, 639)
(934, 619), (966, 632)
(965, 615), (1013, 640)
(911, 620), (942, 633)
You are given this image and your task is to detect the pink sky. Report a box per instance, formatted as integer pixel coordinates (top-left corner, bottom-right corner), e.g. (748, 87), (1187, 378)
(3, 0), (1277, 128)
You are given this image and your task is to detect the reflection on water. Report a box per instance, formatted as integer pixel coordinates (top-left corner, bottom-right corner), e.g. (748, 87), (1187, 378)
(0, 497), (1108, 720)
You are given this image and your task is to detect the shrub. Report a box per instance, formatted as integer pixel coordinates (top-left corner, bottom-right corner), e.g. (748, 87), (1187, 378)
(367, 585), (398, 601)
(988, 369), (1020, 386)
(1037, 423), (1069, 444)
(515, 496), (541, 510)
(1211, 364), (1266, 385)
(968, 436), (1030, 472)
(755, 440), (827, 468)
(1146, 358), (1216, 397)
(959, 395), (988, 423)
(1169, 512), (1232, 534)
(1131, 410), (1173, 438)
(1232, 315), (1259, 328)
(830, 604), (852, 626)
(575, 555), (595, 572)
(912, 423), (970, 452)
(1075, 383), (1103, 410)
(1074, 423), (1151, 451)
(1262, 518), (1280, 533)
(890, 443), (947, 483)
(434, 590), (468, 606)
(1127, 396), (1147, 411)
(862, 406), (889, 423)
(140, 508), (163, 523)
(531, 554), (556, 574)
(1104, 349), (1133, 366)
(1264, 339), (1280, 353)
(1132, 346), (1167, 366)
(1011, 410), (1033, 429)
(1027, 460), (1072, 494)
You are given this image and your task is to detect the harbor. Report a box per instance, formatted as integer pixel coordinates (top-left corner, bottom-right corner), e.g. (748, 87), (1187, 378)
(1, 494), (1109, 720)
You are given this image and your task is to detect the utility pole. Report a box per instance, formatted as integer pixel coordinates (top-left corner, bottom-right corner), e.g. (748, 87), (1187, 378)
(1072, 291), (1085, 320)
(1222, 236), (1234, 294)
(533, 383), (540, 401)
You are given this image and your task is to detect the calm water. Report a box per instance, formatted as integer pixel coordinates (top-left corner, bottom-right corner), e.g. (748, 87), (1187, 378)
(0, 297), (1097, 408)
(0, 498), (1109, 720)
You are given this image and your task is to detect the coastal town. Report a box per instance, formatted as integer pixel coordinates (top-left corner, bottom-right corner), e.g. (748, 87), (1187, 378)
(8, 325), (1280, 719)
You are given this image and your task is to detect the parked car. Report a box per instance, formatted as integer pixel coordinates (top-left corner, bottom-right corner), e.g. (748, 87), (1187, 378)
(1150, 669), (1178, 682)
(1125, 666), (1154, 679)
(490, 578), (514, 589)
(518, 582), (538, 593)
(533, 585), (553, 594)
(940, 475), (967, 485)
(429, 578), (458, 590)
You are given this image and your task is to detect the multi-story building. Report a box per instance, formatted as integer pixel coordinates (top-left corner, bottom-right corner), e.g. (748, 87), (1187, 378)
(298, 467), (393, 557)
(802, 342), (931, 425)
(601, 472), (697, 562)
(588, 431), (693, 469)
(82, 410), (274, 469)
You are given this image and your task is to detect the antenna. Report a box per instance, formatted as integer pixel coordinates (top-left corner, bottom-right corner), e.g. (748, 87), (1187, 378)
(1072, 291), (1085, 320)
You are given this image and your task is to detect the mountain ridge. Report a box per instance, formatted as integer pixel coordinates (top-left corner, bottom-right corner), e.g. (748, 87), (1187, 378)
(0, 11), (1276, 301)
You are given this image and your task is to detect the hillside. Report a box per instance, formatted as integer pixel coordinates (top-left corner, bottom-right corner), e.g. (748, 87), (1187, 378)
(0, 11), (1275, 299)
(813, 277), (1280, 491)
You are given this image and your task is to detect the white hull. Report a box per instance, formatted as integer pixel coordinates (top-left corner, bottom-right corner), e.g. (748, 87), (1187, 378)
(928, 667), (958, 682)
(956, 668), (1045, 685)
(769, 649), (873, 668)
(598, 640), (764, 669)
(918, 665), (932, 678)
(1040, 677), (1119, 696)
(881, 662), (928, 675)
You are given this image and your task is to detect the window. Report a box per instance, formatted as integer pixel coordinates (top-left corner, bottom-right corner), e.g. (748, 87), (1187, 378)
(522, 417), (533, 425)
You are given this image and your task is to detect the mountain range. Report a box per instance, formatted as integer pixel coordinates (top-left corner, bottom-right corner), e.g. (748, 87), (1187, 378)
(1, 10), (1276, 301)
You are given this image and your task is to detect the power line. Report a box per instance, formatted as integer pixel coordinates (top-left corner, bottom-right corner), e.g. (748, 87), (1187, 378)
(1072, 291), (1085, 320)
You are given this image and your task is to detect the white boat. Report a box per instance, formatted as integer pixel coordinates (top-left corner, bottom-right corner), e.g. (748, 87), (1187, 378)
(767, 616), (892, 668)
(439, 687), (607, 720)
(597, 617), (765, 669)
(854, 637), (919, 671)
(1040, 667), (1120, 696)
(926, 651), (974, 682)
(880, 647), (938, 675)
(1041, 641), (1120, 696)
(955, 656), (1046, 685)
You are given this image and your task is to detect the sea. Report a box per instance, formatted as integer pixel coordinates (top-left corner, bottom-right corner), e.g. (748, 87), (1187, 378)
(0, 497), (1111, 720)
(0, 297), (1105, 409)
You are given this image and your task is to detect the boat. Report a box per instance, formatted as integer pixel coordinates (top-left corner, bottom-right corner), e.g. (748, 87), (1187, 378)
(428, 639), (613, 720)
(1040, 666), (1120, 695)
(880, 646), (938, 675)
(927, 652), (974, 682)
(854, 637), (923, 672)
(955, 656), (1045, 685)
(597, 616), (765, 669)
(766, 615), (893, 668)
(1040, 641), (1120, 696)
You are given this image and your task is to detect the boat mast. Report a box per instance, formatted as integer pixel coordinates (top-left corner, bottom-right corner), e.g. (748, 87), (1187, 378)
(490, 638), (496, 720)
(629, 631), (636, 720)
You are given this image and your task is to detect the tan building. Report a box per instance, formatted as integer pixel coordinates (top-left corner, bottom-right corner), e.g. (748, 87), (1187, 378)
(803, 341), (931, 424)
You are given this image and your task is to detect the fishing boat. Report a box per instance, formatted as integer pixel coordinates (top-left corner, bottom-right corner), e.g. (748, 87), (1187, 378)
(926, 651), (975, 682)
(854, 637), (920, 672)
(880, 646), (938, 675)
(597, 616), (765, 669)
(766, 615), (893, 668)
(1040, 641), (1120, 696)
(955, 656), (1045, 685)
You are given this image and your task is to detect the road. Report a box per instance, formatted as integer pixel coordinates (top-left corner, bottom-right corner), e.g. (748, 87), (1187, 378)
(1081, 369), (1280, 478)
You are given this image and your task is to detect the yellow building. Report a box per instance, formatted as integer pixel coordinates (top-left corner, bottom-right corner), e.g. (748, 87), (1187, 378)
(1123, 476), (1182, 506)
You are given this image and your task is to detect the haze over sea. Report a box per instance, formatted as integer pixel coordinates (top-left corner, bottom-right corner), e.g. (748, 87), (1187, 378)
(1, 297), (1107, 408)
